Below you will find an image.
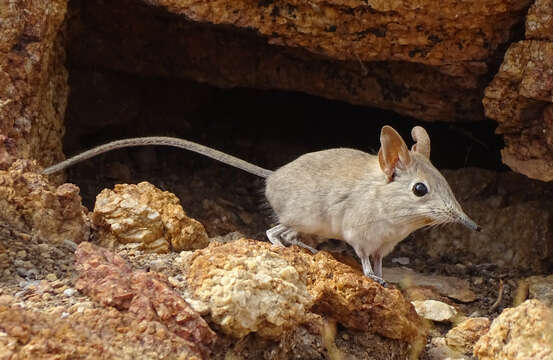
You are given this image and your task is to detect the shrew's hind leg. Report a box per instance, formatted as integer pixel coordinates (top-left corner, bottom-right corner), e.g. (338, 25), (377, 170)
(266, 224), (318, 253)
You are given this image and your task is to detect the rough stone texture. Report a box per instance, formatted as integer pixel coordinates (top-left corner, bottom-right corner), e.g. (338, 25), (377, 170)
(445, 317), (491, 355)
(484, 42), (553, 180)
(306, 250), (425, 343)
(384, 267), (476, 302)
(0, 0), (68, 169)
(473, 300), (553, 360)
(178, 239), (313, 339)
(526, 275), (553, 307)
(411, 300), (458, 322)
(179, 238), (425, 347)
(427, 337), (469, 360)
(0, 305), (204, 360)
(66, 0), (530, 123)
(0, 160), (90, 244)
(145, 0), (530, 65)
(484, 0), (553, 180)
(74, 242), (216, 357)
(526, 0), (553, 41)
(91, 182), (209, 253)
(407, 168), (553, 272)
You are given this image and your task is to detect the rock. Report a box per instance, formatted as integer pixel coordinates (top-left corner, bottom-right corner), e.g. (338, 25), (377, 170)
(0, 0), (67, 171)
(0, 160), (90, 243)
(179, 239), (425, 348)
(407, 168), (553, 272)
(307, 251), (425, 343)
(148, 0), (529, 66)
(177, 239), (313, 339)
(74, 242), (216, 356)
(66, 0), (530, 123)
(445, 317), (490, 355)
(411, 300), (458, 322)
(473, 300), (553, 360)
(90, 182), (209, 253)
(483, 0), (553, 181)
(384, 267), (476, 302)
(392, 257), (410, 265)
(526, 275), (553, 307)
(0, 305), (204, 360)
(427, 337), (469, 360)
(526, 0), (553, 40)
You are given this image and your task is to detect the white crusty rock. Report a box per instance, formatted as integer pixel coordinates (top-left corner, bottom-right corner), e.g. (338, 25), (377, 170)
(412, 300), (458, 322)
(177, 240), (313, 339)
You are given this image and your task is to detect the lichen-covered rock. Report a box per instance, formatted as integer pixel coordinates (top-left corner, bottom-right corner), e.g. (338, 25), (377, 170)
(178, 239), (313, 339)
(0, 0), (68, 170)
(179, 239), (425, 346)
(473, 300), (553, 360)
(407, 168), (553, 272)
(446, 317), (490, 355)
(0, 305), (204, 360)
(0, 160), (90, 243)
(483, 0), (553, 181)
(74, 242), (216, 356)
(91, 182), (209, 253)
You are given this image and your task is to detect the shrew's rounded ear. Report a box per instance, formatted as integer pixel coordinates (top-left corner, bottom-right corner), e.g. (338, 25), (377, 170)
(378, 126), (411, 182)
(411, 126), (431, 159)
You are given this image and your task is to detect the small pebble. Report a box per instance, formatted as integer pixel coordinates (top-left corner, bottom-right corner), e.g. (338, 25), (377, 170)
(60, 312), (70, 319)
(16, 250), (27, 259)
(63, 288), (77, 297)
(46, 273), (57, 281)
(473, 277), (484, 286)
(392, 257), (410, 265)
(63, 239), (78, 251)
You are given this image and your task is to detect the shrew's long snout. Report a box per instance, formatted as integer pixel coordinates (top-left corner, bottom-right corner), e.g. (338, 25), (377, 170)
(456, 211), (481, 232)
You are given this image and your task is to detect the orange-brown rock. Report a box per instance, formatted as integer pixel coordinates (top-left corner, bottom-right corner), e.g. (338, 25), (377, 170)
(74, 241), (216, 357)
(145, 0), (529, 66)
(180, 239), (425, 345)
(0, 305), (203, 359)
(0, 160), (89, 243)
(526, 0), (553, 40)
(0, 0), (68, 169)
(483, 0), (553, 181)
(66, 0), (530, 123)
(307, 251), (425, 342)
(90, 182), (209, 253)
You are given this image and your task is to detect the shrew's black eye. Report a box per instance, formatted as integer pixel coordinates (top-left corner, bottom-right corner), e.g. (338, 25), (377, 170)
(412, 182), (428, 197)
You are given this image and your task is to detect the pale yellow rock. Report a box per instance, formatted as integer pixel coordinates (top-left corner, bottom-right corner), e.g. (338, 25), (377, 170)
(178, 241), (313, 339)
(91, 182), (208, 253)
(473, 300), (553, 360)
